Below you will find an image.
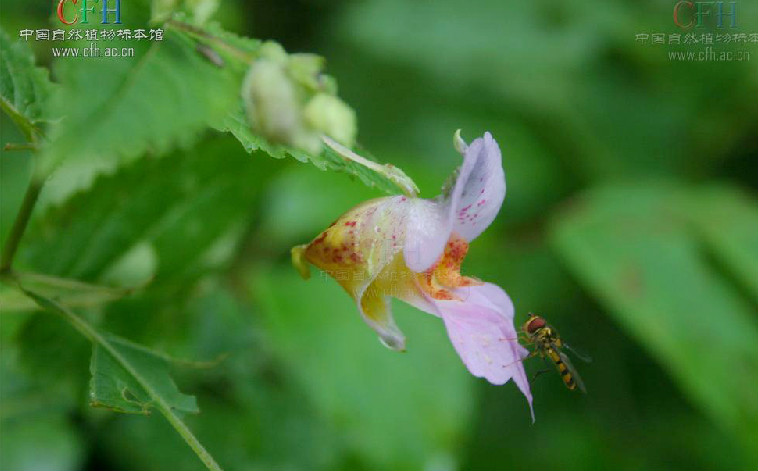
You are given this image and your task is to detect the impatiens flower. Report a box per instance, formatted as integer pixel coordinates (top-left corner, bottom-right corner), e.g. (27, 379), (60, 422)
(292, 131), (533, 417)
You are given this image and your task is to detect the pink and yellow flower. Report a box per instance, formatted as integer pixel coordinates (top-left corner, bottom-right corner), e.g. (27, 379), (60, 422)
(292, 132), (533, 416)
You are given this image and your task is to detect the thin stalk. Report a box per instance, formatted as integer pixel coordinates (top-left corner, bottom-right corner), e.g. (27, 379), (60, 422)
(4, 143), (38, 152)
(0, 96), (40, 143)
(24, 289), (224, 471)
(1, 177), (43, 273)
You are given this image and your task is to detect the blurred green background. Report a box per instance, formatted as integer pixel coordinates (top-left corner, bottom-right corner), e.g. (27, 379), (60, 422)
(1, 0), (757, 470)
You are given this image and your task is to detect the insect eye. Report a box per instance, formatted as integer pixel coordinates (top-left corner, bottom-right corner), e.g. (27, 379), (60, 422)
(526, 317), (546, 333)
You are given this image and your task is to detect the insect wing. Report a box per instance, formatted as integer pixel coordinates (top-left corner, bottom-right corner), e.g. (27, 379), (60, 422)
(564, 343), (592, 363)
(558, 349), (587, 393)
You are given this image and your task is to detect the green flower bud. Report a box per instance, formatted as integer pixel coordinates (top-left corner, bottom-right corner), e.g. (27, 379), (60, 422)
(288, 53), (325, 91)
(304, 94), (357, 148)
(258, 41), (288, 64)
(242, 58), (301, 145)
(241, 41), (357, 154)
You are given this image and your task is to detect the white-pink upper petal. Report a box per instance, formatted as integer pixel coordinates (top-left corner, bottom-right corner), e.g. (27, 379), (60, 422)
(402, 132), (506, 273)
(448, 132), (506, 242)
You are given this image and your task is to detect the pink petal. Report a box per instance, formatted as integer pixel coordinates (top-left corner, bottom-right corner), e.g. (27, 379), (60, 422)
(457, 284), (534, 421)
(418, 283), (534, 419)
(448, 132), (506, 242)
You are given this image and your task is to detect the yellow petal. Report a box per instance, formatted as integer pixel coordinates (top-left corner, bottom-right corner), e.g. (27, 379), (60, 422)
(303, 196), (414, 349)
(291, 244), (311, 280)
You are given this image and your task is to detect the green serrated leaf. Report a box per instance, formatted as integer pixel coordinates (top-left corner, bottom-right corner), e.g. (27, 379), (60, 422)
(90, 334), (198, 414)
(22, 289), (222, 471)
(151, 21), (406, 195)
(549, 183), (758, 458)
(0, 27), (54, 141)
(217, 106), (407, 195)
(0, 272), (133, 311)
(97, 287), (340, 470)
(21, 137), (271, 282)
(215, 105), (312, 161)
(15, 289), (197, 415)
(39, 29), (238, 176)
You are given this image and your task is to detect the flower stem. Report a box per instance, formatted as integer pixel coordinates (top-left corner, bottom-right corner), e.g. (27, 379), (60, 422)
(1, 176), (43, 274)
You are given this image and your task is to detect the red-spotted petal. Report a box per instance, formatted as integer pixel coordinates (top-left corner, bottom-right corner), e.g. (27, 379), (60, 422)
(303, 196), (410, 350)
(449, 132), (506, 242)
(402, 132), (505, 273)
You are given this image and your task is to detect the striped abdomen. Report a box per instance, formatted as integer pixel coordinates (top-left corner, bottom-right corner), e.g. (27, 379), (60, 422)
(547, 348), (576, 390)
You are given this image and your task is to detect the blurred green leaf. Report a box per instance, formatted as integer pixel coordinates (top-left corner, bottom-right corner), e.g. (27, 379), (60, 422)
(0, 414), (85, 471)
(170, 18), (260, 66)
(90, 334), (199, 414)
(95, 287), (339, 471)
(258, 163), (378, 246)
(550, 183), (758, 457)
(0, 27), (53, 141)
(153, 0), (220, 24)
(21, 137), (269, 282)
(0, 272), (134, 311)
(23, 289), (221, 471)
(334, 0), (758, 180)
(686, 185), (758, 304)
(1, 325), (84, 471)
(39, 29), (238, 178)
(18, 289), (199, 415)
(251, 267), (485, 469)
(15, 311), (91, 397)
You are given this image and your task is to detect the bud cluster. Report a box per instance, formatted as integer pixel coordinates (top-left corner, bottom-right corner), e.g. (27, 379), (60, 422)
(242, 42), (356, 154)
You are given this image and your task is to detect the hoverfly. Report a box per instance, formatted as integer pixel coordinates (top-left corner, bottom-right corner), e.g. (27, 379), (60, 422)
(518, 313), (589, 393)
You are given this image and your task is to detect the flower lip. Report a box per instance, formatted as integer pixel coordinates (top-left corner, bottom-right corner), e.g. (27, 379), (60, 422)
(418, 282), (534, 420)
